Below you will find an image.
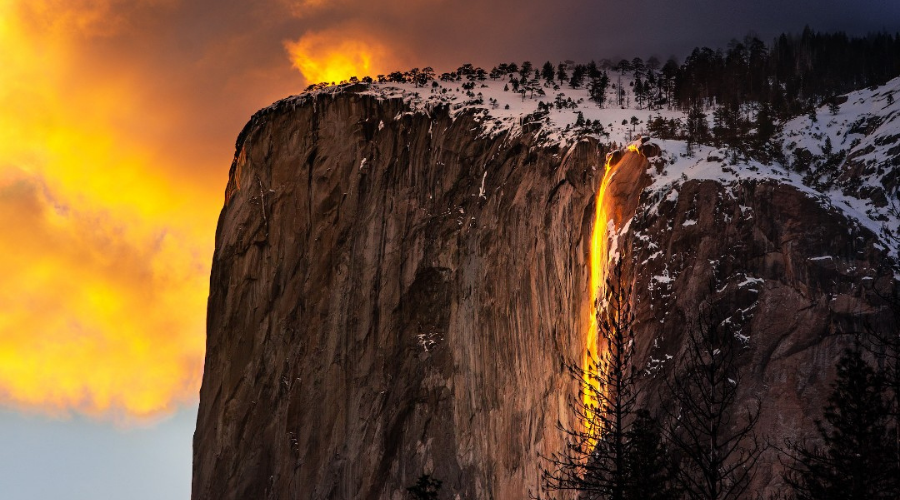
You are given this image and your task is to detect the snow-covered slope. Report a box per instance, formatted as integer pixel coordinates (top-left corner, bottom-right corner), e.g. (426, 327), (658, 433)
(279, 72), (674, 147)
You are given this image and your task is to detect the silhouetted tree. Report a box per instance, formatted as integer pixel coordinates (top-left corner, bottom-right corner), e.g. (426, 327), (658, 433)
(631, 57), (645, 77)
(557, 62), (568, 83)
(519, 61), (533, 80)
(664, 298), (762, 500)
(685, 103), (709, 155)
(542, 61), (555, 83)
(543, 260), (673, 499)
(661, 57), (680, 105)
(570, 64), (586, 89)
(634, 78), (645, 109)
(589, 72), (610, 107)
(407, 475), (442, 500)
(624, 410), (680, 500)
(754, 102), (776, 146)
(615, 58), (633, 76)
(782, 347), (900, 499)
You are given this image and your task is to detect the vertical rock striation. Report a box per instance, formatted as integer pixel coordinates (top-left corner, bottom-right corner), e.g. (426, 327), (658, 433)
(194, 90), (608, 499)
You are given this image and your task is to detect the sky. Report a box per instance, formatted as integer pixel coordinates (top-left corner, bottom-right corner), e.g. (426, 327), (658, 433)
(2, 0), (900, 498)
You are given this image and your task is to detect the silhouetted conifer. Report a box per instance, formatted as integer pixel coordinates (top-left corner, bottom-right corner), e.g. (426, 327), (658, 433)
(782, 347), (899, 499)
(664, 298), (762, 500)
(557, 62), (568, 83)
(624, 410), (680, 500)
(542, 260), (674, 500)
(407, 474), (442, 500)
(542, 61), (555, 83)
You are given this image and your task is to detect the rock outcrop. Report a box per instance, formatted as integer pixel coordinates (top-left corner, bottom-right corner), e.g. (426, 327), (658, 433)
(193, 87), (895, 499)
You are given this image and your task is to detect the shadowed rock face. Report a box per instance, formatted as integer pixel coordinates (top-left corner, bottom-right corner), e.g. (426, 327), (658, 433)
(626, 178), (894, 495)
(194, 89), (894, 499)
(194, 91), (607, 500)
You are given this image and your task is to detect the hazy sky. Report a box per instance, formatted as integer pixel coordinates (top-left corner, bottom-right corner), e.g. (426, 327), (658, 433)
(2, 0), (900, 498)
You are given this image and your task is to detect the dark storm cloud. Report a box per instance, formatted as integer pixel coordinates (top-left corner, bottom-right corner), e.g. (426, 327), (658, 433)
(270, 0), (900, 70)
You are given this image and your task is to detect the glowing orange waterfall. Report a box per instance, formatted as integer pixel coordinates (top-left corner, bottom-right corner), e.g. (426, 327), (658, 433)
(583, 152), (617, 442)
(583, 143), (640, 443)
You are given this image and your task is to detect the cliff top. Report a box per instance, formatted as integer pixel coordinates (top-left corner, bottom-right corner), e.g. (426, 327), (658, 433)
(247, 71), (900, 265)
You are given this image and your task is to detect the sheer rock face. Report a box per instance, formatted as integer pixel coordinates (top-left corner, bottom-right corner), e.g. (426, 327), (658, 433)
(194, 91), (604, 500)
(194, 90), (893, 499)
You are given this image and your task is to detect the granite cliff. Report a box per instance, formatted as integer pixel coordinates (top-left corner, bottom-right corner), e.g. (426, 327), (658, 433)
(193, 78), (898, 499)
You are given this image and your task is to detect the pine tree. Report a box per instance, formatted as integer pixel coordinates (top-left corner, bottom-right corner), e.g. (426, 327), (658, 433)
(407, 474), (442, 500)
(519, 61), (533, 81)
(754, 102), (776, 151)
(783, 347), (900, 499)
(645, 71), (658, 110)
(634, 78), (645, 109)
(542, 260), (675, 499)
(542, 61), (555, 83)
(557, 62), (568, 84)
(664, 298), (762, 500)
(686, 103), (709, 146)
(570, 65), (586, 89)
(712, 101), (745, 153)
(624, 410), (680, 500)
(631, 57), (645, 77)
(589, 72), (610, 107)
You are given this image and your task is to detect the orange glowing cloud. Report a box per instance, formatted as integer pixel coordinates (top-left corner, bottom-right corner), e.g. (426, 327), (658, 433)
(14, 0), (173, 37)
(0, 0), (214, 420)
(0, 171), (207, 419)
(0, 0), (520, 423)
(285, 28), (392, 84)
